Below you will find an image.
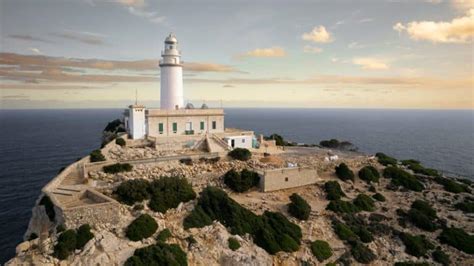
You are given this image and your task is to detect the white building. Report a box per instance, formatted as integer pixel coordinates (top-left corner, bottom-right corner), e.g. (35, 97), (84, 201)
(124, 33), (255, 152)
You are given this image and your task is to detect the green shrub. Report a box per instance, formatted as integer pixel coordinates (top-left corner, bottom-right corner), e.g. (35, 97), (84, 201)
(324, 181), (346, 200)
(435, 177), (470, 194)
(383, 167), (424, 192)
(228, 237), (241, 251)
(438, 227), (474, 254)
(76, 224), (94, 249)
(351, 241), (376, 263)
(353, 194), (375, 212)
(358, 166), (380, 183)
(375, 152), (397, 166)
(372, 193), (386, 202)
(56, 224), (66, 233)
(402, 160), (440, 177)
(115, 138), (126, 147)
(455, 200), (474, 213)
(126, 214), (158, 241)
(320, 139), (340, 148)
(104, 119), (123, 132)
(223, 169), (260, 193)
(53, 229), (76, 260)
(156, 228), (172, 242)
(327, 200), (360, 214)
(39, 195), (55, 222)
(90, 149), (106, 162)
(103, 163), (133, 174)
(184, 187), (302, 255)
(332, 221), (357, 241)
(432, 248), (450, 266)
(288, 193), (311, 220)
(265, 133), (287, 146)
(335, 163), (354, 182)
(114, 179), (150, 205)
(400, 233), (434, 257)
(353, 226), (374, 243)
(228, 148), (251, 161)
(408, 200), (438, 232)
(148, 176), (196, 213)
(310, 240), (332, 262)
(125, 242), (187, 266)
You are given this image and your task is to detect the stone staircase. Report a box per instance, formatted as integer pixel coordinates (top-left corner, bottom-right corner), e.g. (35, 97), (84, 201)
(207, 134), (231, 153)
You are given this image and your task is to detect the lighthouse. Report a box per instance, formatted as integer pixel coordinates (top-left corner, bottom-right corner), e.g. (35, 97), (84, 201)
(159, 33), (184, 110)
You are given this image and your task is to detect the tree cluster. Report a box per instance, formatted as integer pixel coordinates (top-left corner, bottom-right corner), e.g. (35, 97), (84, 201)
(53, 224), (94, 260)
(228, 148), (252, 161)
(223, 169), (260, 193)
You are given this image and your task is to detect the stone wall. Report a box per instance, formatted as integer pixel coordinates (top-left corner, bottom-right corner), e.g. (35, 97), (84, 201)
(259, 167), (318, 192)
(61, 202), (121, 229)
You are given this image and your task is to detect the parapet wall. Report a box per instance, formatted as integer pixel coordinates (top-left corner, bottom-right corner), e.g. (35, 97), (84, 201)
(259, 167), (318, 192)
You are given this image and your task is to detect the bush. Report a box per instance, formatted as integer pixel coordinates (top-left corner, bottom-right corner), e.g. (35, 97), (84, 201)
(324, 181), (346, 200)
(265, 133), (287, 146)
(372, 193), (386, 202)
(327, 200), (360, 214)
(353, 194), (375, 212)
(223, 169), (260, 193)
(125, 242), (187, 266)
(104, 119), (123, 132)
(438, 227), (474, 254)
(332, 221), (357, 241)
(407, 200), (438, 232)
(76, 224), (94, 250)
(383, 167), (424, 192)
(358, 166), (380, 183)
(114, 179), (150, 205)
(375, 152), (397, 166)
(402, 160), (440, 177)
(351, 241), (376, 263)
(288, 193), (311, 220)
(432, 248), (450, 266)
(90, 149), (106, 162)
(39, 195), (55, 222)
(400, 233), (434, 257)
(228, 148), (251, 161)
(335, 163), (354, 182)
(455, 200), (474, 213)
(320, 139), (340, 148)
(434, 177), (470, 194)
(148, 176), (196, 213)
(56, 224), (66, 233)
(184, 186), (302, 255)
(103, 163), (132, 174)
(53, 229), (77, 260)
(228, 237), (241, 251)
(115, 138), (126, 147)
(310, 240), (332, 262)
(156, 228), (172, 242)
(353, 226), (374, 243)
(126, 214), (158, 241)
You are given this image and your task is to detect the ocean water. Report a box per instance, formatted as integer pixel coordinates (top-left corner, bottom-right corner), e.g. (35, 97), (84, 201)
(0, 108), (472, 263)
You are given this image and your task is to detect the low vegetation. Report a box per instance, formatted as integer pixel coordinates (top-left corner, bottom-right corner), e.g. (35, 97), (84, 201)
(115, 138), (126, 147)
(288, 193), (311, 220)
(407, 200), (438, 232)
(89, 149), (106, 162)
(327, 200), (360, 214)
(401, 159), (440, 177)
(335, 163), (354, 182)
(223, 169), (260, 193)
(438, 227), (474, 254)
(125, 242), (187, 266)
(319, 139), (357, 151)
(324, 181), (346, 200)
(375, 152), (397, 166)
(148, 176), (196, 213)
(351, 240), (376, 264)
(183, 187), (302, 254)
(432, 248), (450, 266)
(383, 167), (424, 192)
(310, 240), (332, 262)
(399, 232), (434, 257)
(228, 148), (251, 161)
(358, 166), (380, 183)
(114, 179), (150, 205)
(372, 193), (386, 202)
(126, 214), (158, 241)
(103, 163), (133, 174)
(353, 194), (375, 212)
(434, 176), (471, 194)
(228, 237), (241, 251)
(264, 133), (288, 146)
(332, 221), (357, 241)
(39, 195), (55, 222)
(53, 224), (94, 260)
(156, 228), (172, 242)
(454, 198), (474, 213)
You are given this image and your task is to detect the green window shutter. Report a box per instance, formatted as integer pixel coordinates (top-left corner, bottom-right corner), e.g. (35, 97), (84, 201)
(173, 122), (177, 132)
(158, 123), (163, 133)
(200, 121), (205, 130)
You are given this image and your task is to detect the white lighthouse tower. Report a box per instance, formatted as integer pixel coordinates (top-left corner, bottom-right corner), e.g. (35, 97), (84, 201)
(159, 33), (184, 110)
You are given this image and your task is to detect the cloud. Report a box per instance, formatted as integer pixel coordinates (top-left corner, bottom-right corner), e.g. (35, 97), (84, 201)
(425, 0), (443, 4)
(28, 48), (42, 55)
(184, 62), (243, 73)
(302, 26), (333, 43)
(358, 18), (374, 23)
(117, 0), (145, 7)
(352, 57), (389, 70)
(240, 47), (286, 57)
(394, 9), (474, 43)
(348, 42), (365, 49)
(451, 0), (474, 11)
(50, 30), (106, 45)
(8, 34), (54, 44)
(303, 45), (323, 53)
(127, 6), (166, 24)
(222, 84), (234, 88)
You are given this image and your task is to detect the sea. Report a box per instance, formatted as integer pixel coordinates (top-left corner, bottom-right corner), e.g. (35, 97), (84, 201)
(0, 108), (473, 263)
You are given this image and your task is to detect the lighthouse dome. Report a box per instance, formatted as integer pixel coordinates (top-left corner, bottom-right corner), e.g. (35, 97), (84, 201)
(165, 34), (178, 44)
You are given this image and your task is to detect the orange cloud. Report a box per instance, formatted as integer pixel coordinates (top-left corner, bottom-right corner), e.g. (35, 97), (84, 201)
(239, 47), (286, 58)
(302, 26), (333, 43)
(352, 57), (389, 70)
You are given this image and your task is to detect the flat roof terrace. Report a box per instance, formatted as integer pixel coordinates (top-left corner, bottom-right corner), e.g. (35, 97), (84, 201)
(146, 108), (224, 117)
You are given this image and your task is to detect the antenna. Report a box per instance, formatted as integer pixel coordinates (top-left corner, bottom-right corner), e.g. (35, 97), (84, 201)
(135, 89), (138, 105)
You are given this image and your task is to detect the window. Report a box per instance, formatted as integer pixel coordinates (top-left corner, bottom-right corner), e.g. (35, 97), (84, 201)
(158, 123), (164, 134)
(200, 121), (205, 130)
(242, 139), (245, 143)
(212, 121), (216, 130)
(285, 177), (289, 182)
(172, 122), (177, 133)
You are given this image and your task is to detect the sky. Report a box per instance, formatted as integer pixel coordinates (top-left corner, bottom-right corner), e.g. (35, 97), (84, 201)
(0, 0), (473, 109)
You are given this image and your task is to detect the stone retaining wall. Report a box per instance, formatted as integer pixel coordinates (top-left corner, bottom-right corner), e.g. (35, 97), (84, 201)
(259, 167), (318, 192)
(61, 201), (120, 229)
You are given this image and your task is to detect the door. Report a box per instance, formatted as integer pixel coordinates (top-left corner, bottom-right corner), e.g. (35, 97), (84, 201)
(231, 139), (235, 148)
